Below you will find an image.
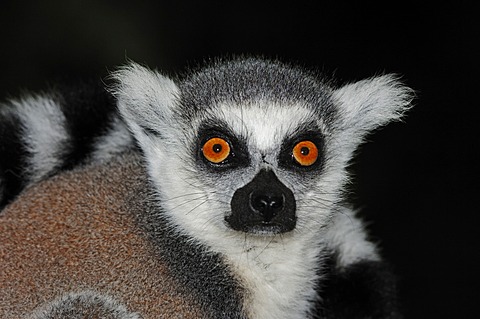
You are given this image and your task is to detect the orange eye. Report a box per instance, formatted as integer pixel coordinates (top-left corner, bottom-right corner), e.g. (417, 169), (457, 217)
(202, 137), (231, 163)
(292, 140), (318, 166)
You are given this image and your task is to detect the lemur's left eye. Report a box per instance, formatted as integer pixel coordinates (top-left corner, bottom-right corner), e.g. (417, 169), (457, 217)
(202, 137), (231, 163)
(292, 140), (318, 166)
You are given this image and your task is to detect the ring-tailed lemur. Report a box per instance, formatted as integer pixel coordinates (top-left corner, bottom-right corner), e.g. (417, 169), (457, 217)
(0, 57), (413, 318)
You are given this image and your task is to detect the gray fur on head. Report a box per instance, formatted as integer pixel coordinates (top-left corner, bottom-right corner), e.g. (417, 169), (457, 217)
(178, 57), (335, 121)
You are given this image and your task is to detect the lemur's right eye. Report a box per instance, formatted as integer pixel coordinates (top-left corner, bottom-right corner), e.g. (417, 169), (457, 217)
(202, 137), (231, 164)
(292, 140), (318, 166)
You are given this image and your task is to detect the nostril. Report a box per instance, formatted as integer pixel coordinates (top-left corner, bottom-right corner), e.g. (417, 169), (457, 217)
(270, 197), (283, 209)
(249, 191), (285, 221)
(251, 196), (268, 212)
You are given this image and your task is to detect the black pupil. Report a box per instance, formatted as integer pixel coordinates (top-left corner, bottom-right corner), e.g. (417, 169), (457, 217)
(300, 146), (310, 156)
(213, 144), (222, 153)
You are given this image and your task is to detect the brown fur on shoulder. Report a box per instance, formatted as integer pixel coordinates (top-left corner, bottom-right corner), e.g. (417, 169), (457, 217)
(0, 152), (206, 318)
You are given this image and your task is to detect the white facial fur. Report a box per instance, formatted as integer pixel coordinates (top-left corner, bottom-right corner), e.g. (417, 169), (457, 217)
(208, 101), (316, 152)
(114, 62), (413, 319)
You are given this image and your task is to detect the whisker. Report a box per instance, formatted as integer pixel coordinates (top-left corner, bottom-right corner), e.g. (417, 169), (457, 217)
(253, 235), (278, 260)
(162, 191), (209, 203)
(163, 194), (210, 212)
(184, 198), (210, 216)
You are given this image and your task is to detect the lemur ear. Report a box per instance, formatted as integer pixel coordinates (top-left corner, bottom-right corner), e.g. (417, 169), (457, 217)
(332, 74), (414, 145)
(111, 62), (179, 142)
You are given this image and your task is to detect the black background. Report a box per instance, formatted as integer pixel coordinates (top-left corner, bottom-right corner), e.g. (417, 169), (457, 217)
(1, 1), (477, 318)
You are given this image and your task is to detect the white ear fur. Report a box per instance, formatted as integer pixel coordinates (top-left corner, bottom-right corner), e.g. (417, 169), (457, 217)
(111, 62), (179, 143)
(332, 74), (414, 141)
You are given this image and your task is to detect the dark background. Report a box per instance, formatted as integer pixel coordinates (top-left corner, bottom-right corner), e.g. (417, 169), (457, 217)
(1, 1), (477, 318)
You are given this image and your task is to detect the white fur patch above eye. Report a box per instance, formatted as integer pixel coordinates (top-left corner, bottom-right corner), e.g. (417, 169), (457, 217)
(208, 101), (319, 152)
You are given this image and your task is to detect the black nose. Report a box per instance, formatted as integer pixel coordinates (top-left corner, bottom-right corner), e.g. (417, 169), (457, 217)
(249, 191), (285, 222)
(228, 169), (296, 234)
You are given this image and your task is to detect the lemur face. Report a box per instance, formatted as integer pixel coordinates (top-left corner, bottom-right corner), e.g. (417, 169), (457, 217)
(193, 102), (328, 236)
(113, 58), (412, 246)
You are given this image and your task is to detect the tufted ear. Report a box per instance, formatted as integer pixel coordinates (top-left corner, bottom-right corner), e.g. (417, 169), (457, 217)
(110, 62), (180, 145)
(332, 74), (414, 147)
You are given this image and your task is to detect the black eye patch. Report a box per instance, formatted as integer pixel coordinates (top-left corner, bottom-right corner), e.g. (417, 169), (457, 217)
(278, 129), (325, 172)
(196, 122), (250, 170)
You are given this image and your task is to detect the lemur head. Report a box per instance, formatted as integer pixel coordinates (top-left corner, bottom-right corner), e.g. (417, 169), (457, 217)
(112, 58), (412, 246)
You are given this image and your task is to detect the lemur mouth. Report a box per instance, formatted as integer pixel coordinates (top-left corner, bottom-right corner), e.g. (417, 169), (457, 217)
(227, 169), (297, 235)
(242, 223), (289, 236)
